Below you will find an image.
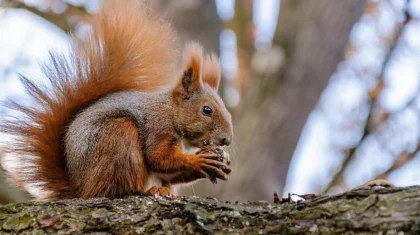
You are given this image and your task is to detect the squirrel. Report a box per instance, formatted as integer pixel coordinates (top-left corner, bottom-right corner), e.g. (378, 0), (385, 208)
(0, 0), (233, 200)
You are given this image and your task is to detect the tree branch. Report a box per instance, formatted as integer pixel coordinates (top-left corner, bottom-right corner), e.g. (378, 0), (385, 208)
(1, 0), (89, 32)
(375, 141), (420, 180)
(0, 187), (419, 233)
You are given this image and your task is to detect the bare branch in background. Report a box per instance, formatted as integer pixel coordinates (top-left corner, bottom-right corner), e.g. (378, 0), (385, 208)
(375, 141), (420, 180)
(322, 4), (413, 194)
(2, 0), (89, 32)
(223, 0), (366, 201)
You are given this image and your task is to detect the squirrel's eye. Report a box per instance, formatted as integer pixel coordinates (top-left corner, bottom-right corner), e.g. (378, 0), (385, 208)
(202, 106), (213, 116)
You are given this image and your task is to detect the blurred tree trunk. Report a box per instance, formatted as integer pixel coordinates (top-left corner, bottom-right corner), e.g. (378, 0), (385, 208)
(220, 0), (367, 201)
(154, 0), (221, 53)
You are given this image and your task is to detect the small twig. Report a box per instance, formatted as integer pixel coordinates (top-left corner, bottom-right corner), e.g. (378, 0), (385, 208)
(273, 192), (280, 203)
(292, 193), (318, 201)
(273, 192), (295, 204)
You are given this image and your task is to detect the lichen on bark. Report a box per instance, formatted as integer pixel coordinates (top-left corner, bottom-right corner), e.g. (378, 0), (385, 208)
(0, 186), (419, 234)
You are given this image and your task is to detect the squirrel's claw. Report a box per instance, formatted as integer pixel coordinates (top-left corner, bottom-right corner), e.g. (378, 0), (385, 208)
(211, 177), (218, 184)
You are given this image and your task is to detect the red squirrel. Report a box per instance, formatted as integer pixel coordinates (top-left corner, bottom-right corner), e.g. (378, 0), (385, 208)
(0, 0), (233, 200)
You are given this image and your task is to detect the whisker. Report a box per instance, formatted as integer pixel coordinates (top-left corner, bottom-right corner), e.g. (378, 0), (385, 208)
(191, 183), (196, 196)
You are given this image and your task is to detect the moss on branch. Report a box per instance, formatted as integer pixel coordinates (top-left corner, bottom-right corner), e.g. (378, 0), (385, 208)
(0, 186), (419, 234)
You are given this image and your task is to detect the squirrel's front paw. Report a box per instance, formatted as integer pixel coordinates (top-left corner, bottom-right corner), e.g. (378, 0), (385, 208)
(197, 146), (231, 166)
(194, 146), (232, 184)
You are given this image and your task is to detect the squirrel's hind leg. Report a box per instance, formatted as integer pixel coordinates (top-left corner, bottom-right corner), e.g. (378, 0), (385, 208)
(147, 185), (172, 197)
(77, 117), (148, 199)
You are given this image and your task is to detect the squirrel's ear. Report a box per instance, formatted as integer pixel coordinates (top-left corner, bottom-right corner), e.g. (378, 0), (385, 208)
(203, 54), (221, 90)
(177, 43), (203, 95)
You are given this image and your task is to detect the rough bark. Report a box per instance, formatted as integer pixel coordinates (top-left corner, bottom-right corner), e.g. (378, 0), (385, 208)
(0, 186), (419, 234)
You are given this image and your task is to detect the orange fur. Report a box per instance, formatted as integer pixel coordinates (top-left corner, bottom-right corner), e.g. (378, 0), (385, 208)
(146, 135), (228, 184)
(0, 0), (178, 199)
(78, 118), (146, 199)
(173, 43), (204, 103)
(147, 136), (196, 174)
(181, 43), (204, 90)
(203, 54), (221, 90)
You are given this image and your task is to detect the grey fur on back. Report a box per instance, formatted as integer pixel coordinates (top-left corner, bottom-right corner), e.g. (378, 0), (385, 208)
(65, 90), (174, 187)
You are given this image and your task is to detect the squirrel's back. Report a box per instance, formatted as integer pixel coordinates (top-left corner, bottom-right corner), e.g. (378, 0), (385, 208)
(64, 90), (171, 191)
(0, 0), (179, 200)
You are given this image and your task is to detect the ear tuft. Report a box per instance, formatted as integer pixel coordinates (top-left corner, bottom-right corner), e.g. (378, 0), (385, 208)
(179, 42), (204, 93)
(182, 42), (203, 79)
(203, 53), (221, 90)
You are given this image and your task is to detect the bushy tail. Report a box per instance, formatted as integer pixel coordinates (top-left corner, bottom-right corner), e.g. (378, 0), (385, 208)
(0, 0), (179, 200)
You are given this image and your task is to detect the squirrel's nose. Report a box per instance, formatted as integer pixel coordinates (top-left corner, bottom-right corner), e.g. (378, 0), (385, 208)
(220, 136), (232, 146)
